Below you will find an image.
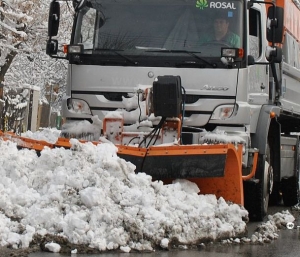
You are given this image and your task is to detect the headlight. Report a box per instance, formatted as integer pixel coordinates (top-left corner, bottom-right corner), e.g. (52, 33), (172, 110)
(67, 99), (91, 115)
(211, 104), (238, 120)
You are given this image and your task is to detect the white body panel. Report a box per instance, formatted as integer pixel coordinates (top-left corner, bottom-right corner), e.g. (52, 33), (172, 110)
(281, 62), (300, 115)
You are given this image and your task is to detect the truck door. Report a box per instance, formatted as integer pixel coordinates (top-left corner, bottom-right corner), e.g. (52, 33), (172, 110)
(248, 5), (269, 105)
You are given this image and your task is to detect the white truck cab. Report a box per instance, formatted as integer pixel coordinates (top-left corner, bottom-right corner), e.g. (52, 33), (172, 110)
(47, 0), (300, 221)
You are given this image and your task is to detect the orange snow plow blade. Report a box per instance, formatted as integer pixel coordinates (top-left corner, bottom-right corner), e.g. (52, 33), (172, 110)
(118, 144), (245, 205)
(0, 130), (254, 206)
(189, 144), (244, 205)
(0, 131), (57, 151)
(0, 131), (97, 151)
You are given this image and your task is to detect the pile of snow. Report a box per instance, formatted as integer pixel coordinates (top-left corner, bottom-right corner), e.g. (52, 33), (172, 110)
(22, 128), (62, 144)
(45, 242), (61, 253)
(0, 137), (249, 252)
(0, 129), (296, 253)
(221, 210), (295, 245)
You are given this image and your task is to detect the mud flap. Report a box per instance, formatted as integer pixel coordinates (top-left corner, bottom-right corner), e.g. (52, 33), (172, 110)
(243, 179), (259, 220)
(244, 155), (267, 221)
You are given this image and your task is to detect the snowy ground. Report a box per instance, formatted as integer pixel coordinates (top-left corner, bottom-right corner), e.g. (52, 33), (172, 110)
(0, 128), (296, 254)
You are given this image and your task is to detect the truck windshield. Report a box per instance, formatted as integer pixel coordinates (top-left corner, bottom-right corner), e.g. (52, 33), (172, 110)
(73, 0), (243, 61)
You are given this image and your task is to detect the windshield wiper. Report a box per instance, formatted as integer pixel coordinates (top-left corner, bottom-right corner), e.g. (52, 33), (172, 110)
(146, 50), (216, 68)
(94, 49), (138, 65)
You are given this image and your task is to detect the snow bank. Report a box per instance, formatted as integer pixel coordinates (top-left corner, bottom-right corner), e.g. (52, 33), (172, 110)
(0, 138), (249, 252)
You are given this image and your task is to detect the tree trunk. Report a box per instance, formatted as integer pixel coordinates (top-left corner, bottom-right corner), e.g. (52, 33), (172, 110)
(0, 42), (22, 83)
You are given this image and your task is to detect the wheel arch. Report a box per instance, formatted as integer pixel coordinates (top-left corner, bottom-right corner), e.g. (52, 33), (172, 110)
(251, 105), (280, 154)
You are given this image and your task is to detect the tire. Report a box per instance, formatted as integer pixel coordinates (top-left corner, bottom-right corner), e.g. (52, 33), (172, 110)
(255, 161), (273, 221)
(281, 176), (299, 206)
(244, 145), (274, 221)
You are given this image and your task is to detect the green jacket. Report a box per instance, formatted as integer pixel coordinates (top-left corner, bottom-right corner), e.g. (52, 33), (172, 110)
(200, 31), (240, 48)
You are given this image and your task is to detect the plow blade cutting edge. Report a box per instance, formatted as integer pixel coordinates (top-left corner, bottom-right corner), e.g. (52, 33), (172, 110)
(0, 130), (254, 206)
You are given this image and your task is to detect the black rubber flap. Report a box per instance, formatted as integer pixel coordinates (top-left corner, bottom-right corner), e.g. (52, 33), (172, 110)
(118, 153), (145, 172)
(119, 153), (226, 179)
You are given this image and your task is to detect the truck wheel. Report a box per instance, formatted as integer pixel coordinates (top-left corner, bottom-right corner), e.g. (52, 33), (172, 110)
(245, 156), (273, 221)
(281, 176), (299, 206)
(263, 161), (273, 213)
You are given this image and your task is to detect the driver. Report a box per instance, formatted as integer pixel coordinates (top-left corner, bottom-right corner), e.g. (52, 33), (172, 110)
(200, 13), (240, 48)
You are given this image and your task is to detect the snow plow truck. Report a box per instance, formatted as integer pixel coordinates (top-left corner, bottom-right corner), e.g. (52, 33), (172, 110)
(3, 0), (300, 221)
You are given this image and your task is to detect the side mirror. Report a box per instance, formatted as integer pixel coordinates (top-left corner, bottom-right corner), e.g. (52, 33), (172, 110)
(266, 46), (282, 63)
(48, 1), (60, 37)
(267, 6), (284, 44)
(46, 39), (58, 56)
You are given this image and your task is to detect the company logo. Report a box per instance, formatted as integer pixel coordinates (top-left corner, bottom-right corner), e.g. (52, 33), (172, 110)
(196, 0), (208, 9)
(210, 2), (236, 9)
(196, 0), (236, 10)
(200, 85), (229, 91)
